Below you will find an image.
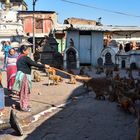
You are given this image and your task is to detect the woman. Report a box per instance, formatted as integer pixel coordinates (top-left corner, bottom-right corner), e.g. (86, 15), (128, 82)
(7, 48), (18, 94)
(13, 45), (49, 112)
(3, 41), (12, 70)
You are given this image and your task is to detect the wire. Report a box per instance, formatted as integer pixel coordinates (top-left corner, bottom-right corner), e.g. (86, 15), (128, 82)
(61, 0), (140, 18)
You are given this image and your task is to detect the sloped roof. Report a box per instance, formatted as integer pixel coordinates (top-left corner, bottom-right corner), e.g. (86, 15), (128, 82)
(56, 24), (105, 31)
(104, 25), (140, 31)
(56, 23), (140, 32)
(18, 11), (56, 14)
(69, 24), (104, 31)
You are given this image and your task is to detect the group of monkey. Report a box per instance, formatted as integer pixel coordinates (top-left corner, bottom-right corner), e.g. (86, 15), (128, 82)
(33, 67), (140, 115)
(33, 68), (63, 85)
(80, 68), (140, 140)
(33, 66), (140, 139)
(33, 67), (77, 85)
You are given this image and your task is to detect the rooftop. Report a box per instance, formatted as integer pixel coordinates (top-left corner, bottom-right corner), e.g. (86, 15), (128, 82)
(56, 23), (140, 32)
(18, 11), (56, 14)
(104, 25), (140, 31)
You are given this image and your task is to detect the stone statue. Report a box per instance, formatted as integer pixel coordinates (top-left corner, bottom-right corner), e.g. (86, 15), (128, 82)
(69, 38), (74, 47)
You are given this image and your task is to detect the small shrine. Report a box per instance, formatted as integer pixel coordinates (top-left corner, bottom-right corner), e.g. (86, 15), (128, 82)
(63, 38), (79, 69)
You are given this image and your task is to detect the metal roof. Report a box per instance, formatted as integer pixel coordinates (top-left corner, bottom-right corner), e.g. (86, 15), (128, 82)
(103, 25), (140, 31)
(56, 24), (105, 31)
(56, 24), (140, 32)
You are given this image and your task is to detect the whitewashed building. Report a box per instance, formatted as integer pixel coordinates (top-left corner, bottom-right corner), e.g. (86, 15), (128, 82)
(64, 25), (104, 67)
(100, 25), (140, 69)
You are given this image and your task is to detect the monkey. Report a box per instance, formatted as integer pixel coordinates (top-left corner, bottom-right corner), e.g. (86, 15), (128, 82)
(96, 67), (103, 74)
(83, 78), (94, 90)
(114, 65), (119, 71)
(136, 109), (140, 140)
(79, 67), (85, 75)
(87, 66), (92, 71)
(33, 71), (41, 82)
(117, 93), (136, 114)
(105, 68), (113, 78)
(123, 89), (140, 103)
(107, 80), (124, 102)
(83, 78), (112, 100)
(114, 73), (121, 81)
(68, 75), (77, 84)
(108, 87), (118, 102)
(93, 89), (107, 100)
(67, 69), (75, 75)
(45, 67), (56, 76)
(126, 78), (135, 89)
(49, 74), (63, 85)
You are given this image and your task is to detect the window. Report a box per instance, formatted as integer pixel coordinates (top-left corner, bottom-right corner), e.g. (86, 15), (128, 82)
(35, 19), (43, 33)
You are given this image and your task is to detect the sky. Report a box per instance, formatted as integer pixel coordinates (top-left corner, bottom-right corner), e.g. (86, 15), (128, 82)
(25, 0), (140, 26)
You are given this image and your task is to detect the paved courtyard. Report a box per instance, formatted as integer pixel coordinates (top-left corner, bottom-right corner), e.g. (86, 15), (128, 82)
(0, 67), (139, 140)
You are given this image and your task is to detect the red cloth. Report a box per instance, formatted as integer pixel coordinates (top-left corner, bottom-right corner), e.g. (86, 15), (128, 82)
(7, 65), (17, 90)
(19, 75), (30, 110)
(17, 54), (26, 60)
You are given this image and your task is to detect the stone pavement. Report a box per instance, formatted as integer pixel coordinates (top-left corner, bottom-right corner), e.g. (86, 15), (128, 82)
(0, 69), (85, 128)
(0, 67), (139, 140)
(24, 94), (137, 140)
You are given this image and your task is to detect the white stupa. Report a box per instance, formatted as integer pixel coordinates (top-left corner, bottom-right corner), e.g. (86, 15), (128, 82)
(0, 0), (26, 55)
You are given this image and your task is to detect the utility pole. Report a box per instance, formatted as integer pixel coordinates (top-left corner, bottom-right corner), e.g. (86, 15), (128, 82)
(33, 0), (37, 53)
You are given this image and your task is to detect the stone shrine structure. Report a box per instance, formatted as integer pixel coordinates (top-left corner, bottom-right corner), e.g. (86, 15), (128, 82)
(63, 38), (79, 69)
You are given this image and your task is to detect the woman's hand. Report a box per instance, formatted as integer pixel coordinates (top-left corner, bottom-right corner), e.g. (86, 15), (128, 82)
(45, 64), (50, 69)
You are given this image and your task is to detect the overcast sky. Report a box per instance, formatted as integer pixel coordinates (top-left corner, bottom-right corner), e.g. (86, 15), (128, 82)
(25, 0), (140, 26)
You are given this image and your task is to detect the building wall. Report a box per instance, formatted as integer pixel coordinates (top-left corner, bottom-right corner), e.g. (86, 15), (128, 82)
(116, 55), (130, 69)
(55, 32), (67, 53)
(129, 51), (140, 68)
(64, 18), (96, 25)
(56, 38), (66, 53)
(18, 12), (57, 35)
(23, 17), (53, 34)
(135, 55), (140, 68)
(91, 32), (103, 66)
(66, 31), (79, 51)
(105, 31), (140, 44)
(66, 30), (104, 66)
(24, 18), (32, 33)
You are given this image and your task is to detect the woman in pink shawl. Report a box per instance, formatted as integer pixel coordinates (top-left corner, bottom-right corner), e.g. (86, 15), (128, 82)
(7, 48), (18, 94)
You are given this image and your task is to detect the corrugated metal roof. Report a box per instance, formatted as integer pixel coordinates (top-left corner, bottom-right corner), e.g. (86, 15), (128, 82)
(69, 24), (105, 31)
(56, 24), (105, 31)
(103, 25), (140, 31)
(55, 24), (140, 32)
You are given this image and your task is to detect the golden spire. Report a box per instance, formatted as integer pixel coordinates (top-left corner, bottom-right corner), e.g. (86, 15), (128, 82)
(5, 0), (11, 11)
